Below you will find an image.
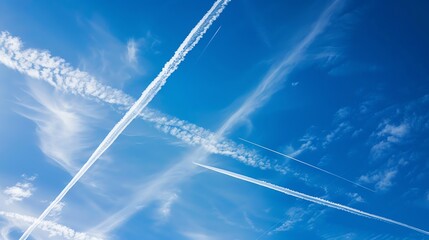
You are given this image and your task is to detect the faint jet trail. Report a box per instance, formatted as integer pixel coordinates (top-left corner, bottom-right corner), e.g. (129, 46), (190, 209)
(197, 25), (222, 61)
(19, 1), (231, 239)
(240, 138), (375, 192)
(194, 162), (429, 236)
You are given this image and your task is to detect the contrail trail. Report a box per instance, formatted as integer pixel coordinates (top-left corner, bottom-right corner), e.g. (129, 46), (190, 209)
(0, 211), (102, 240)
(19, 1), (231, 239)
(239, 138), (375, 192)
(194, 162), (429, 236)
(0, 30), (273, 175)
(92, 0), (346, 233)
(197, 25), (222, 61)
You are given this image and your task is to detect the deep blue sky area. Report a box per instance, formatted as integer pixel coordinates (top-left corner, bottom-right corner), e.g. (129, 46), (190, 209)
(0, 1), (428, 240)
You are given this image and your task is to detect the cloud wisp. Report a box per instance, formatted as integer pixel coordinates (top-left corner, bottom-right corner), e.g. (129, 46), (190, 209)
(239, 138), (375, 192)
(18, 0), (231, 239)
(213, 0), (343, 139)
(194, 162), (429, 236)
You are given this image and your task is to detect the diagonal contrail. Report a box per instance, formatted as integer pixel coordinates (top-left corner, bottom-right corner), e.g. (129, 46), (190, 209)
(194, 162), (429, 236)
(19, 0), (231, 239)
(91, 0), (347, 233)
(239, 138), (375, 192)
(0, 29), (271, 175)
(197, 25), (222, 61)
(0, 211), (102, 240)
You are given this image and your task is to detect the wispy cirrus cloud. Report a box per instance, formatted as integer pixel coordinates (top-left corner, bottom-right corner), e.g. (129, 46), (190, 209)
(15, 79), (102, 174)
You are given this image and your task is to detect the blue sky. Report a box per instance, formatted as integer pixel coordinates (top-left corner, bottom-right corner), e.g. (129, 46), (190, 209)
(0, 0), (428, 239)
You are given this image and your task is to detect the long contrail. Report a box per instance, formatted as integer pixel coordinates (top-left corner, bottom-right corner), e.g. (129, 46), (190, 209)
(0, 29), (272, 175)
(92, 0), (347, 233)
(194, 162), (429, 236)
(19, 1), (231, 239)
(239, 138), (375, 192)
(0, 211), (102, 240)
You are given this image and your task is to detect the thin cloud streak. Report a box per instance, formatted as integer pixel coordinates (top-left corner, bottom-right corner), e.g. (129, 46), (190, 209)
(19, 0), (230, 239)
(194, 162), (429, 236)
(214, 0), (343, 139)
(239, 138), (375, 192)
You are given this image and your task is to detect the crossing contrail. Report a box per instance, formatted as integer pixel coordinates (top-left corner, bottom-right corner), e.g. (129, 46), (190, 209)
(194, 162), (429, 236)
(19, 1), (231, 239)
(0, 30), (272, 175)
(239, 138), (375, 192)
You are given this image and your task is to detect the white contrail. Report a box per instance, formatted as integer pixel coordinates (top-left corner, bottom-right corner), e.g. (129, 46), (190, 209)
(19, 1), (231, 239)
(92, 0), (346, 233)
(0, 32), (134, 107)
(0, 211), (102, 240)
(239, 138), (375, 192)
(197, 25), (222, 61)
(194, 162), (429, 236)
(0, 30), (272, 174)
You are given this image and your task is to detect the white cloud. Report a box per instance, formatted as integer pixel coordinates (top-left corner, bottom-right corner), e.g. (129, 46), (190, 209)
(371, 121), (410, 159)
(158, 192), (178, 219)
(126, 39), (139, 64)
(377, 122), (409, 142)
(3, 183), (33, 204)
(3, 175), (36, 204)
(273, 207), (306, 232)
(16, 80), (102, 174)
(48, 202), (66, 219)
(283, 134), (317, 157)
(346, 192), (365, 203)
(359, 168), (398, 191)
(182, 231), (219, 240)
(323, 121), (353, 146)
(334, 107), (350, 121)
